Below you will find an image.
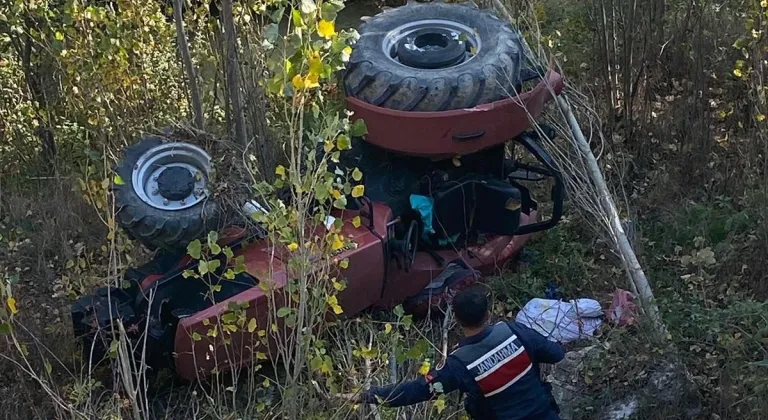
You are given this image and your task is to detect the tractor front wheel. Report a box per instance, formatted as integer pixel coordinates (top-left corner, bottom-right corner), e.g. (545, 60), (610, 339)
(113, 136), (220, 251)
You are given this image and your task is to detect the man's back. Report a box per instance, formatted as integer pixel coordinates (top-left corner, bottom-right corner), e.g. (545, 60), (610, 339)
(449, 321), (565, 420)
(349, 287), (565, 420)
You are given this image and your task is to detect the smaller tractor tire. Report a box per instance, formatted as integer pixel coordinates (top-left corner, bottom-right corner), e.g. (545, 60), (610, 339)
(344, 1), (524, 111)
(113, 136), (220, 251)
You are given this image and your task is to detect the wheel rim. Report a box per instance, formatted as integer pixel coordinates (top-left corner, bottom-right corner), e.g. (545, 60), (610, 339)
(131, 142), (212, 211)
(382, 19), (481, 69)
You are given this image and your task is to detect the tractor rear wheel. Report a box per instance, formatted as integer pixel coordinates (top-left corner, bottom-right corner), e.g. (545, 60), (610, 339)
(113, 136), (220, 251)
(343, 1), (523, 111)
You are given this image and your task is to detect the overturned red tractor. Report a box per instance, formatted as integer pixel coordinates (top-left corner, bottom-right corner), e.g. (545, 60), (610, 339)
(72, 1), (565, 381)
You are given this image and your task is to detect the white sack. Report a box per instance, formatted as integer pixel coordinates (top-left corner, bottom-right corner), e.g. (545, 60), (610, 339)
(515, 298), (603, 343)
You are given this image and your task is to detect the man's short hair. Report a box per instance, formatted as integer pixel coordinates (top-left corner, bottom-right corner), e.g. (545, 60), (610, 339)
(452, 286), (489, 328)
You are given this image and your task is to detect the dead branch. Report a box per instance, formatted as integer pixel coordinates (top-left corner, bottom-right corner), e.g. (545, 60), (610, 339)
(220, 0), (248, 146)
(173, 0), (204, 130)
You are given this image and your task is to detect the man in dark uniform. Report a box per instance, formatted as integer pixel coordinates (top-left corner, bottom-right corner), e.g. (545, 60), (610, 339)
(339, 286), (566, 419)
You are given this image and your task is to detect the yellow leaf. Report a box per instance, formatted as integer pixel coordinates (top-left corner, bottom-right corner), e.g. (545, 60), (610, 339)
(275, 165), (286, 177)
(7, 297), (18, 315)
(351, 185), (365, 198)
(384, 323), (392, 334)
(309, 53), (323, 75)
(331, 189), (342, 199)
(113, 174), (125, 185)
(326, 295), (343, 314)
(733, 68), (743, 78)
(323, 140), (334, 153)
(248, 318), (257, 333)
(331, 235), (344, 251)
(351, 216), (361, 228)
(304, 73), (320, 89)
(762, 0), (767, 7)
(317, 19), (336, 39)
(287, 242), (299, 252)
(292, 74), (305, 89)
(757, 114), (766, 122)
(339, 259), (349, 269)
(419, 360), (431, 375)
(434, 397), (446, 414)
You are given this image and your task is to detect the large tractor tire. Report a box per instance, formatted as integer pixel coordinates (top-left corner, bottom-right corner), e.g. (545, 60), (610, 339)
(113, 136), (220, 251)
(343, 1), (524, 111)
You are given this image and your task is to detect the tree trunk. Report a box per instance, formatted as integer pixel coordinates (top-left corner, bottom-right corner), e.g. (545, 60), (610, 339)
(220, 0), (247, 146)
(14, 32), (56, 171)
(558, 96), (668, 342)
(172, 0), (204, 130)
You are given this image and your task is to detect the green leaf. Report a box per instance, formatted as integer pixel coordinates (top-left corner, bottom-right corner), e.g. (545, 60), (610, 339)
(291, 9), (304, 28)
(333, 196), (347, 209)
(192, 332), (202, 341)
(310, 355), (322, 371)
(349, 119), (368, 137)
(199, 260), (210, 275)
(315, 183), (330, 201)
(223, 247), (234, 260)
(187, 240), (202, 259)
(277, 307), (291, 318)
(207, 231), (220, 252)
(207, 259), (221, 273)
(108, 339), (119, 357)
(224, 269), (235, 280)
(233, 256), (247, 274)
(352, 167), (363, 182)
(320, 3), (338, 21)
(268, 6), (285, 23)
(222, 313), (237, 324)
(336, 134), (351, 150)
(263, 23), (279, 43)
(0, 323), (11, 335)
(248, 318), (257, 333)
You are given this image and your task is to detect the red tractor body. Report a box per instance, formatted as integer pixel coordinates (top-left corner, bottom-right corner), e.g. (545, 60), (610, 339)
(165, 206), (537, 380)
(71, 2), (567, 382)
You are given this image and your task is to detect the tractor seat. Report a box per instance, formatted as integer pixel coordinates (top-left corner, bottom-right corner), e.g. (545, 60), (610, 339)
(426, 175), (523, 245)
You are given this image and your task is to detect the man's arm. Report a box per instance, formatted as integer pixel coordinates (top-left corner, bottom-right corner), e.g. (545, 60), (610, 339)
(360, 357), (464, 407)
(508, 321), (566, 364)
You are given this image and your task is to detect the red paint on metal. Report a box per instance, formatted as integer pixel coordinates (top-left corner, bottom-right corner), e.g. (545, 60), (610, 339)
(346, 70), (565, 159)
(172, 204), (392, 381)
(140, 274), (164, 290)
(170, 204), (535, 381)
